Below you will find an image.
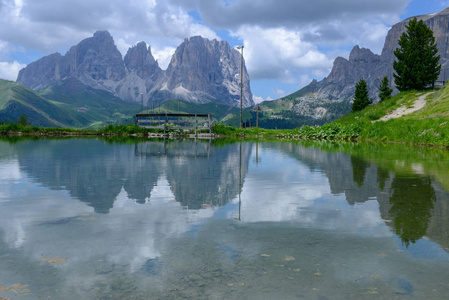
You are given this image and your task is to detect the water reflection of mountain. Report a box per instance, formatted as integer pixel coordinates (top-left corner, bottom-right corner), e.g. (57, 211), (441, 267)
(13, 139), (251, 213)
(137, 141), (251, 209)
(274, 142), (449, 250)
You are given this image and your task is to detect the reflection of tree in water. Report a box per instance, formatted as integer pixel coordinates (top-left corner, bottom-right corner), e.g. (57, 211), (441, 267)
(389, 175), (436, 247)
(351, 156), (370, 187)
(377, 167), (390, 191)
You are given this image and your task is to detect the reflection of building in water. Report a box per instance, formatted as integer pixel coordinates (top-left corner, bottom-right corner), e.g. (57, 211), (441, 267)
(14, 139), (252, 212)
(135, 139), (213, 158)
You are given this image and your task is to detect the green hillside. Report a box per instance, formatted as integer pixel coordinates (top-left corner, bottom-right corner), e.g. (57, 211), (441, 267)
(0, 78), (141, 129)
(334, 87), (449, 146)
(148, 99), (239, 122)
(222, 95), (351, 129)
(0, 77), (240, 129)
(213, 84), (449, 148)
(0, 80), (77, 127)
(39, 78), (140, 128)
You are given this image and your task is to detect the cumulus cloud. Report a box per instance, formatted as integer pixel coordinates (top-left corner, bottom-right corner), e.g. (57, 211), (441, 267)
(170, 0), (410, 29)
(177, 0), (410, 86)
(0, 0), (414, 94)
(232, 26), (334, 82)
(252, 95), (265, 104)
(152, 46), (177, 70)
(253, 95), (274, 103)
(272, 88), (286, 98)
(0, 61), (26, 80)
(0, 0), (218, 55)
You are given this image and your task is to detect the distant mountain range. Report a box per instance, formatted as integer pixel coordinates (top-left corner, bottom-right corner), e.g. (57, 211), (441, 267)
(8, 8), (449, 129)
(0, 78), (240, 128)
(17, 32), (254, 108)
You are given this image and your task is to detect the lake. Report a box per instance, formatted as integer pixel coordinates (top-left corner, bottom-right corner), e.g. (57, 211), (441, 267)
(1, 137), (449, 299)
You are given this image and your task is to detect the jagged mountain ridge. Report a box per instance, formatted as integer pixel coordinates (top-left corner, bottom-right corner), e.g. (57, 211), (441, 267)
(280, 7), (449, 122)
(17, 32), (254, 108)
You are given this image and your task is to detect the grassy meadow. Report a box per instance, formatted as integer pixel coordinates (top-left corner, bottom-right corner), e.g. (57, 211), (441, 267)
(2, 83), (449, 148)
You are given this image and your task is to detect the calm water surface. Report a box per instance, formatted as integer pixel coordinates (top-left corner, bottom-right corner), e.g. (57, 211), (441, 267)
(1, 138), (449, 299)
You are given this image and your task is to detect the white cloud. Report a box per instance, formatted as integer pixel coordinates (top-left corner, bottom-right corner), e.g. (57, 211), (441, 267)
(0, 61), (26, 80)
(0, 0), (217, 56)
(232, 26), (334, 83)
(252, 95), (263, 104)
(0, 0), (419, 96)
(152, 46), (177, 70)
(177, 0), (410, 30)
(299, 75), (314, 87)
(358, 22), (391, 54)
(272, 88), (286, 98)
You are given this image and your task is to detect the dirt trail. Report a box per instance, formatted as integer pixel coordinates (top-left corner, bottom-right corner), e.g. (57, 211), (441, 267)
(376, 92), (434, 122)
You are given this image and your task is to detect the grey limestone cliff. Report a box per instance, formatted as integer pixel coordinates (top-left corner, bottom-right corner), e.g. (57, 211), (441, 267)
(295, 7), (449, 107)
(160, 36), (253, 107)
(17, 31), (126, 91)
(124, 41), (162, 81)
(17, 32), (254, 108)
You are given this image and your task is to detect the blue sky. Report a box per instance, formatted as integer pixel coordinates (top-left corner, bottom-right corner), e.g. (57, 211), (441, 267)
(0, 0), (448, 102)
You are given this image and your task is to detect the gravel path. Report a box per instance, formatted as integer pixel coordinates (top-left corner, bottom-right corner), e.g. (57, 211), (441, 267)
(376, 92), (434, 122)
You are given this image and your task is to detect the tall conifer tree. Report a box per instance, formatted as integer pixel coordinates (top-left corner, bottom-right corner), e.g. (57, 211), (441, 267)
(352, 79), (371, 112)
(379, 76), (393, 102)
(393, 18), (441, 91)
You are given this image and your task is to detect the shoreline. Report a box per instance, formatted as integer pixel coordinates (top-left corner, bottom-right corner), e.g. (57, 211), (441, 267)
(2, 129), (448, 150)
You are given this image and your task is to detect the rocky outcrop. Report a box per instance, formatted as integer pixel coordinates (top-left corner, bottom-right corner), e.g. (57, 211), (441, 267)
(311, 45), (388, 101)
(17, 31), (126, 91)
(296, 7), (449, 104)
(17, 32), (254, 108)
(16, 53), (63, 90)
(124, 41), (162, 81)
(160, 36), (252, 107)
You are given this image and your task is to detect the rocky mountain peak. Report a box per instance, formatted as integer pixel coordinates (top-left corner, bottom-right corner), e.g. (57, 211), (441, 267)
(164, 36), (253, 107)
(124, 41), (161, 80)
(66, 30), (126, 83)
(93, 30), (112, 39)
(16, 53), (63, 89)
(349, 45), (379, 63)
(295, 6), (449, 108)
(17, 32), (253, 108)
(17, 30), (126, 91)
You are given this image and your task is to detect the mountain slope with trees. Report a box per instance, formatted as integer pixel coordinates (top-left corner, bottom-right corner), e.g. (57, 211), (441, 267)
(0, 80), (76, 127)
(262, 7), (449, 127)
(0, 79), (140, 128)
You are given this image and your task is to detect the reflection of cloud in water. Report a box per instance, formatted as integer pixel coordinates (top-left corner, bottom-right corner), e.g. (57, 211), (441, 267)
(2, 140), (449, 298)
(0, 187), (88, 251)
(0, 180), (215, 293)
(0, 159), (22, 201)
(0, 159), (22, 180)
(231, 147), (392, 238)
(230, 149), (330, 223)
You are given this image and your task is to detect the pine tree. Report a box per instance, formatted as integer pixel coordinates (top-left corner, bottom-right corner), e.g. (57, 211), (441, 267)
(378, 76), (393, 102)
(17, 113), (30, 126)
(393, 18), (441, 91)
(352, 79), (371, 112)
